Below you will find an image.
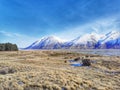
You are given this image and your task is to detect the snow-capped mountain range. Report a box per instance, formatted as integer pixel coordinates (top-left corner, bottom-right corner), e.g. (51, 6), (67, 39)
(25, 31), (120, 49)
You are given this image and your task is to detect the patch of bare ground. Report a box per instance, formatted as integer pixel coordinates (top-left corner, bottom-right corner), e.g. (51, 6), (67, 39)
(0, 50), (119, 90)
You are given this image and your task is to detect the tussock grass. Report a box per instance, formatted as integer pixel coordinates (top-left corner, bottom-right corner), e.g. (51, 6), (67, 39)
(0, 50), (119, 90)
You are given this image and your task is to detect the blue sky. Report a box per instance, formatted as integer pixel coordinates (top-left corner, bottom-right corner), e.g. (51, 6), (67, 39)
(0, 0), (120, 47)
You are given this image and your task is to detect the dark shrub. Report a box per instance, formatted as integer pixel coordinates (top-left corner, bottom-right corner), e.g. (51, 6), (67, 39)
(74, 57), (80, 61)
(82, 59), (91, 66)
(0, 43), (18, 51)
(0, 68), (16, 75)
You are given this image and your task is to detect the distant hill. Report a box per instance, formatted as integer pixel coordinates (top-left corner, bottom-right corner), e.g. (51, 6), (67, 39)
(25, 31), (120, 49)
(0, 43), (18, 51)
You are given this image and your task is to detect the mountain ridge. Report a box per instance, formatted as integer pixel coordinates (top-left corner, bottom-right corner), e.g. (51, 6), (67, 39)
(25, 31), (120, 49)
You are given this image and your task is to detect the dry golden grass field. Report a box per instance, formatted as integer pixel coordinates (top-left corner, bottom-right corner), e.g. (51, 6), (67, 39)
(0, 50), (120, 90)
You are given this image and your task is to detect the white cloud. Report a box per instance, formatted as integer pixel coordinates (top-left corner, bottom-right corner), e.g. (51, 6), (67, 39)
(0, 30), (38, 48)
(55, 15), (120, 40)
(0, 31), (14, 37)
(1, 15), (120, 48)
(92, 16), (120, 33)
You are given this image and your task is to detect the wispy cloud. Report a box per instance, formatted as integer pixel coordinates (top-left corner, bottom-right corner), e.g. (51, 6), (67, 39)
(0, 31), (14, 37)
(0, 30), (37, 48)
(0, 30), (25, 37)
(55, 15), (120, 40)
(91, 16), (120, 33)
(0, 16), (120, 48)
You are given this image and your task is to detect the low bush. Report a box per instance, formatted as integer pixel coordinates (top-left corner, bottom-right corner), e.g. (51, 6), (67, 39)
(0, 43), (18, 51)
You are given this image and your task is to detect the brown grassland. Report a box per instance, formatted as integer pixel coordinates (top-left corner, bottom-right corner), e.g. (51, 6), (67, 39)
(0, 50), (120, 90)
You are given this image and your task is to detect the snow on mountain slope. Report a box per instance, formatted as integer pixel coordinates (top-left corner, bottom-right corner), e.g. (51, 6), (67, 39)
(63, 33), (103, 49)
(26, 36), (65, 49)
(105, 37), (120, 49)
(25, 31), (120, 49)
(100, 31), (120, 44)
(96, 31), (120, 48)
(72, 33), (101, 44)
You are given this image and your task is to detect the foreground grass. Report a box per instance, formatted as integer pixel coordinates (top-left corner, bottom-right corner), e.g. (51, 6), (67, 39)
(0, 50), (120, 90)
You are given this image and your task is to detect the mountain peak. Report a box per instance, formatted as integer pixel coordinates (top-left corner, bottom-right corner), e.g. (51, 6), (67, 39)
(71, 33), (101, 44)
(44, 36), (64, 43)
(25, 31), (120, 49)
(43, 35), (58, 39)
(25, 36), (64, 49)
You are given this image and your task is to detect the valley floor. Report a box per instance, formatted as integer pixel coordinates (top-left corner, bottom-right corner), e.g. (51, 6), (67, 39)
(0, 50), (120, 90)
